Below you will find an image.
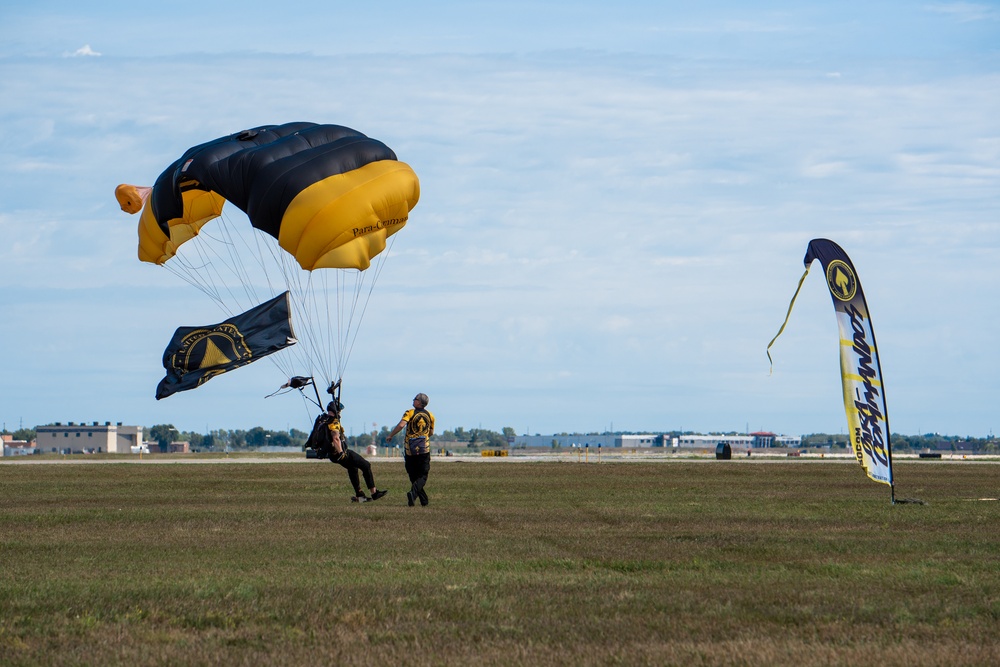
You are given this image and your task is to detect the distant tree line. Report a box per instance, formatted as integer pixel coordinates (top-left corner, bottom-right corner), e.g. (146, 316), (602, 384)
(6, 425), (996, 454)
(143, 425), (310, 452)
(345, 425), (516, 451)
(137, 424), (519, 452)
(801, 432), (1000, 453)
(3, 428), (36, 442)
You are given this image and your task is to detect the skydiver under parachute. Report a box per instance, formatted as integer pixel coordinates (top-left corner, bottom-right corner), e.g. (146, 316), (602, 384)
(305, 398), (388, 503)
(116, 122), (420, 477)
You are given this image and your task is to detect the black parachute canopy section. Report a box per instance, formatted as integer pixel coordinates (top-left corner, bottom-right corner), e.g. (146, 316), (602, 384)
(148, 122), (398, 240)
(156, 292), (296, 400)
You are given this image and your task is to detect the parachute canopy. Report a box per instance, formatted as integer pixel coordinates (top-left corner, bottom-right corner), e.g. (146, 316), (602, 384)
(116, 122), (421, 399)
(119, 122), (420, 271)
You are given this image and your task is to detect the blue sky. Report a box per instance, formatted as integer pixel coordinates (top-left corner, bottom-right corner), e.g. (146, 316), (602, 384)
(1, 2), (998, 439)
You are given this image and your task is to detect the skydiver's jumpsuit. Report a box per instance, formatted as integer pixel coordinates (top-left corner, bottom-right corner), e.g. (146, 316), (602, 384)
(307, 413), (374, 497)
(401, 408), (435, 504)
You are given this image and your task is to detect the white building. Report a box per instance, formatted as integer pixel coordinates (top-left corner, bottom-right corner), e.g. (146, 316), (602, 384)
(35, 422), (144, 454)
(675, 434), (803, 449)
(673, 434), (756, 449)
(617, 434), (661, 448)
(512, 434), (666, 448)
(511, 432), (802, 450)
(2, 434), (35, 457)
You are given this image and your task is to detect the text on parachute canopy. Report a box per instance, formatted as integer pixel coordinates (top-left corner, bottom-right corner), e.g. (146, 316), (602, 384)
(353, 217), (407, 238)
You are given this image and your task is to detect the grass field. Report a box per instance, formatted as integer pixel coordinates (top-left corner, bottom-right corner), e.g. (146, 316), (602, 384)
(1, 458), (998, 666)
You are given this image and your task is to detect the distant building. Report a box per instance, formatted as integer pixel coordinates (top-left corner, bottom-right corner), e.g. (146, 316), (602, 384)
(141, 440), (190, 454)
(751, 431), (777, 447)
(931, 440), (975, 452)
(774, 434), (803, 447)
(676, 433), (801, 449)
(618, 434), (661, 448)
(513, 432), (801, 450)
(675, 434), (755, 449)
(512, 434), (666, 448)
(167, 441), (190, 454)
(2, 434), (35, 457)
(35, 422), (144, 454)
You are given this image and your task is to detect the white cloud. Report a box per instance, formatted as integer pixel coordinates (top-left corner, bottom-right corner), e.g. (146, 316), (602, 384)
(801, 160), (851, 178)
(895, 151), (1000, 181)
(598, 315), (633, 334)
(924, 3), (999, 23)
(65, 44), (101, 57)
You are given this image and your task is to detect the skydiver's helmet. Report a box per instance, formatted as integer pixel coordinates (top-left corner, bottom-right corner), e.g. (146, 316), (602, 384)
(327, 400), (345, 416)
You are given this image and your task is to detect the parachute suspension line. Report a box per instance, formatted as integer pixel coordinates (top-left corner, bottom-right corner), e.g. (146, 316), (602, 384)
(215, 212), (312, 380)
(228, 221), (297, 377)
(338, 235), (398, 377)
(161, 262), (227, 313)
(215, 214), (262, 309)
(163, 214), (260, 318)
(268, 236), (323, 380)
(160, 209), (402, 393)
(237, 223), (313, 381)
(199, 218), (253, 311)
(262, 245), (311, 380)
(325, 237), (393, 384)
(161, 231), (238, 316)
(211, 210), (280, 312)
(766, 265), (812, 374)
(333, 269), (346, 382)
(274, 233), (399, 390)
(278, 259), (333, 390)
(338, 265), (362, 374)
(303, 269), (334, 388)
(162, 224), (301, 381)
(161, 211), (307, 381)
(333, 268), (351, 385)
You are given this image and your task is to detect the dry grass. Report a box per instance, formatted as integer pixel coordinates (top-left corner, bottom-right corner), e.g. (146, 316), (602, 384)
(1, 459), (998, 666)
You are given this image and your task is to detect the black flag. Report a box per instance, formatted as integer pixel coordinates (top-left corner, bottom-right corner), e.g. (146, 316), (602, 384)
(156, 292), (296, 399)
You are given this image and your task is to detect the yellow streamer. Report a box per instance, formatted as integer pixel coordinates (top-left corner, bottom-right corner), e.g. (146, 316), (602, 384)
(766, 265), (812, 374)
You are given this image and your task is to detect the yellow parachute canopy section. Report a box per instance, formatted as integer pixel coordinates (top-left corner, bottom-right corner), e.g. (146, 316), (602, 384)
(133, 187), (227, 265)
(278, 160), (418, 271)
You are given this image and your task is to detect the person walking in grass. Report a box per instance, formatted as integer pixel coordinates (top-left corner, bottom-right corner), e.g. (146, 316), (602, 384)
(307, 401), (387, 503)
(386, 393), (435, 506)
